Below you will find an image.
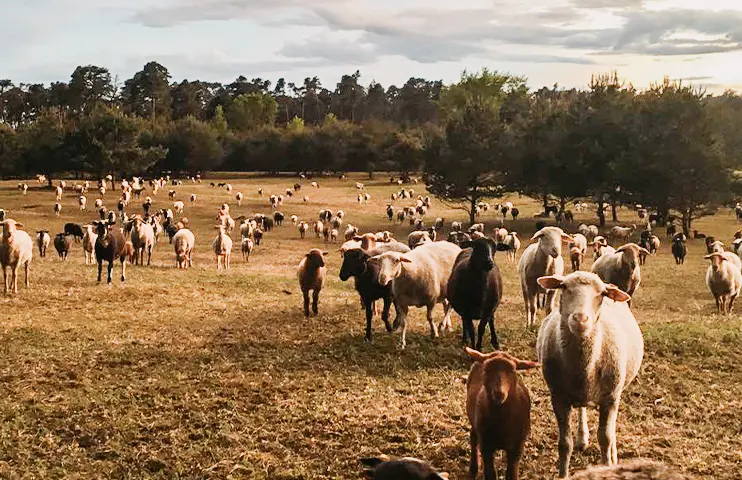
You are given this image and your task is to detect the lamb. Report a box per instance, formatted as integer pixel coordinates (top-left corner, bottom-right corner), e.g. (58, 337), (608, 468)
(235, 192), (243, 206)
(0, 219), (33, 294)
(93, 220), (127, 284)
(502, 232), (521, 263)
(704, 252), (742, 314)
(610, 225), (636, 243)
(570, 458), (689, 480)
(291, 215), (298, 225)
(241, 237), (254, 262)
(190, 193), (197, 205)
(36, 230), (50, 258)
(447, 238), (503, 350)
(297, 249), (327, 317)
(55, 185), (63, 201)
(130, 216), (156, 266)
(82, 224), (97, 265)
(466, 348), (539, 480)
(213, 224), (233, 270)
(592, 236), (616, 260)
(536, 271), (644, 478)
(53, 233), (72, 260)
(494, 227), (508, 243)
(517, 227), (574, 329)
(298, 221), (309, 239)
(591, 243), (650, 304)
(671, 233), (687, 265)
(359, 456), (447, 480)
(313, 220), (324, 238)
(369, 241), (462, 348)
(339, 247), (396, 342)
(344, 224), (359, 240)
(79, 195), (87, 210)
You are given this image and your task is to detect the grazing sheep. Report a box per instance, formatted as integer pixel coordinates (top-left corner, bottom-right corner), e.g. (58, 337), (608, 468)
(704, 252), (742, 314)
(451, 221), (462, 232)
(130, 216), (156, 266)
(494, 227), (508, 243)
(591, 243), (650, 304)
(344, 224), (359, 241)
(517, 227), (574, 329)
(570, 458), (689, 480)
(298, 221), (309, 239)
(93, 220), (127, 284)
(692, 230), (706, 239)
(274, 211), (285, 226)
(466, 348), (539, 480)
(82, 225), (97, 265)
(53, 233), (72, 260)
(330, 229), (338, 243)
(448, 238), (503, 350)
(671, 233), (687, 265)
(168, 190), (176, 200)
(359, 456), (447, 480)
(298, 249), (327, 317)
(225, 183), (233, 193)
(241, 237), (254, 262)
(1, 219), (33, 294)
(610, 225), (636, 243)
(311, 181), (318, 188)
(36, 230), (51, 258)
(536, 272), (643, 478)
(339, 247), (396, 342)
(369, 241), (462, 349)
(213, 225), (233, 270)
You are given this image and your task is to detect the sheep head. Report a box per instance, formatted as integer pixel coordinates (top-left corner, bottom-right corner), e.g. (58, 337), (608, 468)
(368, 252), (411, 286)
(539, 272), (630, 336)
(616, 243), (650, 270)
(704, 252), (728, 271)
(470, 237), (497, 271)
(305, 249), (328, 269)
(531, 227), (574, 258)
(466, 348), (539, 406)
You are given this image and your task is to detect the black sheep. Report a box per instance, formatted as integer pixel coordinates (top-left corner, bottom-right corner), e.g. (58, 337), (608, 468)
(360, 456), (446, 480)
(273, 212), (285, 226)
(386, 205), (394, 222)
(263, 217), (274, 231)
(63, 222), (84, 242)
(294, 183), (301, 191)
(511, 207), (519, 220)
(254, 228), (263, 246)
(53, 233), (72, 260)
(339, 248), (395, 343)
(447, 237), (503, 351)
(93, 220), (127, 284)
(672, 232), (687, 265)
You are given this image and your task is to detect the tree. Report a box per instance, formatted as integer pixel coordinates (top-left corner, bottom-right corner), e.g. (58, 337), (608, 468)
(68, 65), (114, 116)
(171, 80), (212, 119)
(226, 93), (278, 133)
(121, 62), (172, 121)
(0, 123), (19, 177)
(333, 71), (365, 122)
(162, 116), (223, 173)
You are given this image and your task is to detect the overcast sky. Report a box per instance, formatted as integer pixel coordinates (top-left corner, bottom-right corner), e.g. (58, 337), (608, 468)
(3, 0), (742, 92)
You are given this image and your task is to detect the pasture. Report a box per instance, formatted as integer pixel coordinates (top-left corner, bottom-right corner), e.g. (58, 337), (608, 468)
(0, 174), (740, 479)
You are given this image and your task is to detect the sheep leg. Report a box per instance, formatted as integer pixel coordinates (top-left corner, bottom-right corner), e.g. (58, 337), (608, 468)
(553, 398), (573, 479)
(461, 318), (471, 346)
(524, 288), (537, 330)
(729, 292), (738, 314)
(11, 265), (19, 294)
(147, 246), (152, 266)
(545, 290), (557, 315)
(24, 261), (29, 288)
(439, 300), (453, 334)
(505, 448), (523, 480)
(302, 290), (310, 317)
(476, 319), (490, 351)
(396, 304), (409, 349)
(487, 313), (500, 350)
(469, 429), (479, 479)
(97, 260), (103, 282)
(311, 289), (320, 315)
(364, 300), (374, 343)
(482, 447), (497, 480)
(427, 304), (439, 338)
(598, 400), (620, 466)
(2, 266), (7, 294)
(576, 407), (590, 451)
(106, 261), (113, 284)
(226, 253), (231, 270)
(120, 257), (126, 282)
(381, 297), (393, 332)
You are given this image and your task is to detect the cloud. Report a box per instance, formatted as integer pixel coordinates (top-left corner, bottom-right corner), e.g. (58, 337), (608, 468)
(570, 0), (643, 9)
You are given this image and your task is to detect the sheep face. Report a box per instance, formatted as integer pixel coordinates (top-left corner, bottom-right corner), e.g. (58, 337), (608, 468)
(531, 227), (573, 259)
(339, 249), (369, 281)
(369, 252), (409, 286)
(1, 219), (23, 239)
(305, 249), (327, 269)
(538, 272), (630, 336)
(470, 238), (496, 271)
(616, 244), (650, 270)
(705, 252), (727, 272)
(466, 348), (539, 405)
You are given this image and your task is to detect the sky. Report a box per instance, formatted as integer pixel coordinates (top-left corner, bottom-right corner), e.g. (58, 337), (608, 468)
(3, 0), (742, 93)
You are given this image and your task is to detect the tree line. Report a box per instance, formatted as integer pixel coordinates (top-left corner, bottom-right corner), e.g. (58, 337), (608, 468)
(1, 63), (741, 232)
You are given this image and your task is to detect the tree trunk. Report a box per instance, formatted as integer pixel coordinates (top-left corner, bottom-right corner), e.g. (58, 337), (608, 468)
(611, 201), (618, 222)
(47, 176), (53, 188)
(469, 196), (478, 225)
(559, 196), (566, 213)
(682, 208), (692, 236)
(597, 194), (606, 227)
(542, 193), (549, 215)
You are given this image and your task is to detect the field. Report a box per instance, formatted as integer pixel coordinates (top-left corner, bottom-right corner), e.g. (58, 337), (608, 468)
(0, 174), (740, 479)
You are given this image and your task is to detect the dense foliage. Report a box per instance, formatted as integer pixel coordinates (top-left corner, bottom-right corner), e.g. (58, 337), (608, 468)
(1, 63), (741, 231)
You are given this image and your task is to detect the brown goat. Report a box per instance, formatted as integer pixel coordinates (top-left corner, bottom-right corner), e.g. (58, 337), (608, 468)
(466, 348), (539, 480)
(297, 249), (327, 317)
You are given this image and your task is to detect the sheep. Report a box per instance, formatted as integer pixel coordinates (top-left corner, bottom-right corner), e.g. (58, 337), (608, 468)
(386, 205), (394, 221)
(331, 216), (342, 230)
(241, 237), (254, 262)
(213, 225), (233, 270)
(517, 227), (574, 329)
(257, 188), (263, 196)
(469, 223), (484, 233)
(311, 181), (318, 188)
(704, 252), (742, 314)
(570, 458), (689, 480)
(0, 219), (33, 294)
(274, 211), (285, 226)
(313, 220), (324, 238)
(35, 230), (50, 258)
(494, 227), (508, 243)
(407, 230), (431, 249)
(77, 195), (87, 211)
(364, 193), (371, 203)
(368, 241), (462, 348)
(291, 215), (298, 225)
(173, 201), (185, 215)
(448, 238), (503, 350)
(253, 228), (263, 246)
(356, 182), (364, 190)
(357, 193), (363, 205)
(592, 236), (615, 260)
(466, 348), (539, 480)
(298, 249), (327, 316)
(511, 207), (520, 220)
(82, 225), (97, 265)
(298, 221), (309, 239)
(93, 220), (127, 284)
(55, 185), (63, 201)
(344, 224), (359, 241)
(235, 192), (243, 206)
(339, 247), (397, 342)
(130, 216), (155, 266)
(190, 193), (197, 205)
(536, 271), (644, 478)
(610, 225), (636, 243)
(413, 218), (424, 231)
(53, 233), (72, 260)
(330, 229), (338, 243)
(99, 185), (106, 196)
(0, 209), (4, 222)
(53, 202), (62, 216)
(319, 210), (332, 222)
(591, 243), (650, 305)
(225, 183), (233, 193)
(359, 456), (447, 480)
(168, 189), (176, 200)
(671, 233), (687, 265)
(451, 221), (462, 232)
(692, 230), (706, 239)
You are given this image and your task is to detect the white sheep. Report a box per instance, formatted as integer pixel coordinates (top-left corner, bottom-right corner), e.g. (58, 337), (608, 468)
(173, 201), (184, 215)
(190, 193), (197, 205)
(173, 228), (195, 269)
(517, 227), (574, 329)
(592, 236), (616, 260)
(241, 237), (254, 262)
(225, 183), (233, 193)
(79, 195), (87, 211)
(53, 202), (61, 216)
(368, 241), (462, 348)
(36, 230), (50, 258)
(537, 271), (643, 478)
(503, 231), (521, 263)
(609, 225), (636, 243)
(130, 216), (156, 266)
(407, 231), (431, 249)
(313, 220), (324, 238)
(55, 185), (63, 201)
(494, 227), (508, 243)
(235, 192), (243, 205)
(344, 224), (358, 241)
(94, 198), (103, 209)
(704, 252), (742, 314)
(0, 219), (33, 294)
(291, 215), (298, 225)
(82, 224), (97, 265)
(213, 225), (233, 270)
(591, 243), (650, 304)
(298, 221), (309, 239)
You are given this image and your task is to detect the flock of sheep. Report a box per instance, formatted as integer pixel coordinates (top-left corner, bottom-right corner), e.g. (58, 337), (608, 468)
(0, 175), (717, 479)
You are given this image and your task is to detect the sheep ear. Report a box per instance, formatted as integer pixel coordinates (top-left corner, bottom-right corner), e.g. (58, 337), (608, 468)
(15, 222), (24, 228)
(515, 359), (541, 371)
(561, 234), (575, 243)
(465, 347), (487, 362)
(639, 247), (651, 256)
(538, 275), (565, 290)
(353, 235), (362, 241)
(322, 251), (329, 256)
(530, 230), (544, 241)
(603, 284), (631, 302)
(399, 256), (412, 263)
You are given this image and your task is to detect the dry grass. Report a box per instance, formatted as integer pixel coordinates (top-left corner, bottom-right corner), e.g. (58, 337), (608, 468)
(0, 174), (740, 479)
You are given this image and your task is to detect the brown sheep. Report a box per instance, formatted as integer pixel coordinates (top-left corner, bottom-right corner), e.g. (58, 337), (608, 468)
(297, 249), (327, 317)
